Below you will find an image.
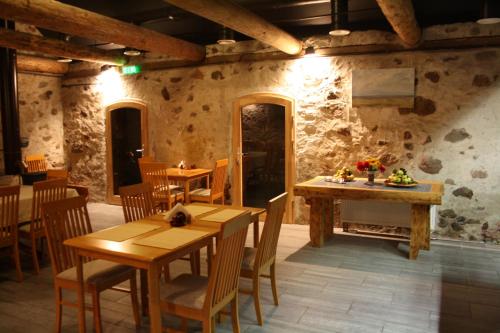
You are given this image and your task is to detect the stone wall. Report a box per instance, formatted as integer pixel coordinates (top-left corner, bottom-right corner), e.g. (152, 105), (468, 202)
(61, 41), (500, 243)
(18, 73), (65, 169)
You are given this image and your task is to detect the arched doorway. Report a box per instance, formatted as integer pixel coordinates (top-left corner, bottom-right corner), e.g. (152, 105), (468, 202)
(232, 93), (295, 223)
(105, 99), (148, 204)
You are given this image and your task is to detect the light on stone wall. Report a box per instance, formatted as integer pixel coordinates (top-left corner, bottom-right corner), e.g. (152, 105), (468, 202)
(97, 66), (125, 105)
(289, 55), (331, 80)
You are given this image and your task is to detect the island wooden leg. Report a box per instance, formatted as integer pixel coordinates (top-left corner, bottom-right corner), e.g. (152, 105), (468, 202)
(410, 204), (429, 259)
(309, 198), (324, 247)
(325, 199), (334, 238)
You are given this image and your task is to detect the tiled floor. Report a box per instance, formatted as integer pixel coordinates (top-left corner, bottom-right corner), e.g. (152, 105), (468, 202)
(0, 203), (499, 332)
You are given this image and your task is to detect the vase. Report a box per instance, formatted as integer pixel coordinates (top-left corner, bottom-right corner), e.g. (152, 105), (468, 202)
(365, 170), (376, 186)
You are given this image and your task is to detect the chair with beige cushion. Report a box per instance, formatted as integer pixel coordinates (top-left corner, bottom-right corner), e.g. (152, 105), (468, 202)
(119, 182), (157, 223)
(0, 185), (23, 282)
(189, 158), (228, 204)
(19, 178), (67, 274)
(240, 192), (288, 325)
(42, 196), (140, 333)
(160, 210), (252, 333)
(139, 162), (183, 211)
(24, 154), (47, 173)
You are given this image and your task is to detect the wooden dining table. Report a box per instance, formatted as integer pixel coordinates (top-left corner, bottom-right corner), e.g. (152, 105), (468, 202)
(63, 203), (263, 333)
(166, 168), (211, 203)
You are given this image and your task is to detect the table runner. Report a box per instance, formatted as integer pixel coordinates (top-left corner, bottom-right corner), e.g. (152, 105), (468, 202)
(310, 178), (432, 192)
(133, 228), (210, 250)
(184, 204), (218, 217)
(201, 208), (246, 223)
(87, 222), (161, 242)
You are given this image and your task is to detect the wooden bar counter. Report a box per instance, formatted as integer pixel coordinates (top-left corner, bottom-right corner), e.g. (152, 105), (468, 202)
(294, 176), (444, 259)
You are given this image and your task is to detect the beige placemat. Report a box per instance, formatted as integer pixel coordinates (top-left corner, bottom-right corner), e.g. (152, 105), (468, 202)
(88, 222), (161, 242)
(201, 209), (245, 223)
(133, 228), (210, 250)
(185, 205), (218, 217)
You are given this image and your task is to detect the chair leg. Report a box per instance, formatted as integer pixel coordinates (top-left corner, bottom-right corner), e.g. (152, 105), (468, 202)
(270, 262), (279, 306)
(12, 243), (23, 282)
(202, 318), (212, 333)
(163, 264), (171, 282)
(55, 287), (63, 333)
(252, 274), (263, 325)
(31, 236), (40, 274)
(130, 273), (141, 328)
(231, 297), (241, 333)
(91, 290), (103, 333)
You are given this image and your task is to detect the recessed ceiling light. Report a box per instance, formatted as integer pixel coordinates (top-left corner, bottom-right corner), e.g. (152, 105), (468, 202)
(123, 49), (141, 56)
(329, 29), (351, 36)
(217, 26), (236, 45)
(56, 58), (72, 63)
(477, 17), (500, 25)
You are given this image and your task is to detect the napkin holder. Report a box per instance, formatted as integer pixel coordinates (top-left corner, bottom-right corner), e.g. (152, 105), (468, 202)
(164, 203), (192, 227)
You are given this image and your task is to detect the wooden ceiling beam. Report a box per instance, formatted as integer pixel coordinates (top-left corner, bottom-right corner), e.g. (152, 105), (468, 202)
(0, 0), (205, 61)
(0, 28), (126, 65)
(164, 0), (303, 55)
(375, 0), (421, 47)
(17, 55), (68, 75)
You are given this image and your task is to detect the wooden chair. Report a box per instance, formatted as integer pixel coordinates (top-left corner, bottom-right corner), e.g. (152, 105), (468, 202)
(0, 185), (23, 282)
(189, 158), (228, 204)
(160, 211), (252, 333)
(119, 182), (157, 223)
(19, 178), (67, 274)
(47, 169), (69, 180)
(42, 196), (140, 333)
(240, 192), (288, 325)
(139, 162), (183, 211)
(24, 154), (47, 173)
(119, 182), (198, 280)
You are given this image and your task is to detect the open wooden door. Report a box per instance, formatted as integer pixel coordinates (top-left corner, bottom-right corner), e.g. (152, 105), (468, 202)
(232, 93), (295, 223)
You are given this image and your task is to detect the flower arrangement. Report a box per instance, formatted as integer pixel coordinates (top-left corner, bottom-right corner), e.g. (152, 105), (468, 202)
(356, 157), (386, 173)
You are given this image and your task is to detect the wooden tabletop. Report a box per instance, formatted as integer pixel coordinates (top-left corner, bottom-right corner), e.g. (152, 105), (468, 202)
(294, 176), (444, 205)
(63, 205), (249, 266)
(166, 168), (211, 180)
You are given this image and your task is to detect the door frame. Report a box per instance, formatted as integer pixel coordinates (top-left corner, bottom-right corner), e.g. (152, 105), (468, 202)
(105, 99), (149, 205)
(232, 93), (295, 223)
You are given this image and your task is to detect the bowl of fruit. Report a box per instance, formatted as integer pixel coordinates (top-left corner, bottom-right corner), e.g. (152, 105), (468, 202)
(385, 168), (418, 187)
(334, 167), (355, 182)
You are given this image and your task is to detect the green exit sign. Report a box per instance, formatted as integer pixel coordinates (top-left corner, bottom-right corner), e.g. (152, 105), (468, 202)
(122, 65), (141, 75)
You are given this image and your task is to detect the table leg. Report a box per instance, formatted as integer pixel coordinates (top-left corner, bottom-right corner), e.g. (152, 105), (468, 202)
(309, 198), (325, 247)
(207, 239), (213, 275)
(325, 199), (334, 238)
(140, 269), (148, 316)
(148, 263), (162, 333)
(421, 206), (431, 251)
(184, 181), (191, 203)
(253, 215), (259, 248)
(190, 250), (201, 276)
(410, 204), (429, 259)
(75, 254), (86, 333)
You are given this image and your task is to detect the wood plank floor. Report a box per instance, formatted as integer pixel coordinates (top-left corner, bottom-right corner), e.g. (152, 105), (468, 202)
(1, 203), (499, 333)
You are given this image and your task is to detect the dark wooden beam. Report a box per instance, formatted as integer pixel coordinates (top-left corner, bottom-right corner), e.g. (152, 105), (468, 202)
(17, 55), (68, 75)
(0, 0), (205, 61)
(375, 0), (421, 47)
(0, 28), (126, 65)
(164, 0), (303, 55)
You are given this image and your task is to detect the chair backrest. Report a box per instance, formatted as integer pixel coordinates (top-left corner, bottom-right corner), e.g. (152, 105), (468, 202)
(31, 178), (68, 234)
(42, 196), (92, 276)
(0, 185), (20, 245)
(139, 162), (173, 199)
(205, 211), (251, 312)
(255, 192), (288, 270)
(211, 159), (228, 198)
(119, 182), (157, 223)
(25, 154), (47, 173)
(47, 169), (69, 180)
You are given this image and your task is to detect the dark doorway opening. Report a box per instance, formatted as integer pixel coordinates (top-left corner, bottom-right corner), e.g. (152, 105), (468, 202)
(241, 103), (285, 208)
(110, 107), (142, 195)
